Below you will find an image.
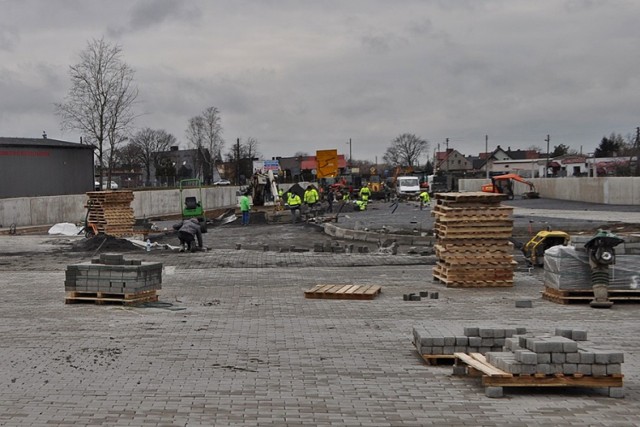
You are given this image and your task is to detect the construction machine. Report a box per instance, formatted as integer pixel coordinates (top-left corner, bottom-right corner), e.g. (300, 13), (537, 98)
(179, 179), (208, 233)
(482, 173), (539, 200)
(520, 230), (570, 267)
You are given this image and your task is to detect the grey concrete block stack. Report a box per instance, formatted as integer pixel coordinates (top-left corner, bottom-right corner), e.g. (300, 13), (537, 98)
(65, 253), (163, 294)
(487, 328), (624, 376)
(544, 245), (640, 290)
(412, 325), (527, 356)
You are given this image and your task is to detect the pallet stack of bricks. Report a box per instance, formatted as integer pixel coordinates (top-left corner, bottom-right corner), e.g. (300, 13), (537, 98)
(486, 328), (624, 376)
(432, 192), (516, 287)
(86, 190), (135, 237)
(65, 254), (162, 294)
(413, 326), (527, 356)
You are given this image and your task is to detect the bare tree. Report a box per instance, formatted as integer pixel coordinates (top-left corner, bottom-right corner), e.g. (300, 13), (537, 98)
(56, 38), (138, 189)
(226, 137), (261, 161)
(129, 128), (177, 185)
(383, 133), (429, 169)
(186, 106), (224, 183)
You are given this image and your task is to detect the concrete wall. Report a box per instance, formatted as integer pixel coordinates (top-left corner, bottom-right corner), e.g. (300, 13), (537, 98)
(0, 187), (240, 227)
(459, 177), (640, 205)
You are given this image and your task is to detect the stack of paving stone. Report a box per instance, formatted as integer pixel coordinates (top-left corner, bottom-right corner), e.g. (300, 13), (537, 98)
(85, 190), (135, 237)
(412, 325), (527, 356)
(544, 245), (640, 290)
(432, 192), (516, 287)
(486, 328), (624, 376)
(65, 253), (162, 294)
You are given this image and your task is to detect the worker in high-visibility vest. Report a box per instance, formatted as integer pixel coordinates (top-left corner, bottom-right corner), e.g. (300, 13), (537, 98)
(303, 185), (319, 208)
(287, 191), (302, 223)
(419, 190), (431, 210)
(359, 186), (371, 203)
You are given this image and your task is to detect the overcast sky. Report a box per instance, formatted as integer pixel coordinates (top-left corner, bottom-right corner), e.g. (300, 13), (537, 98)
(1, 0), (639, 162)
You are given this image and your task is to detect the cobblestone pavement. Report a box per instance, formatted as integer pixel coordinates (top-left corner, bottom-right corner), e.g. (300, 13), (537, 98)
(1, 211), (640, 425)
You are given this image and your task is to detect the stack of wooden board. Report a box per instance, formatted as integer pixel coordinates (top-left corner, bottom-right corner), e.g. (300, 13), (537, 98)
(432, 192), (516, 287)
(86, 190), (135, 237)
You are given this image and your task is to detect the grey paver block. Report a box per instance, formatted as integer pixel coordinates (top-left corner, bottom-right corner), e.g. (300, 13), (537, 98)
(485, 387), (503, 398)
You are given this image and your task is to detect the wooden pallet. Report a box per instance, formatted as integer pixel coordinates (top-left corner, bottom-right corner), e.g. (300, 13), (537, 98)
(436, 255), (516, 266)
(433, 205), (514, 216)
(542, 286), (640, 304)
(435, 192), (508, 203)
(433, 266), (513, 288)
(304, 284), (381, 300)
(65, 290), (158, 305)
(454, 353), (623, 397)
(434, 241), (514, 253)
(417, 352), (456, 366)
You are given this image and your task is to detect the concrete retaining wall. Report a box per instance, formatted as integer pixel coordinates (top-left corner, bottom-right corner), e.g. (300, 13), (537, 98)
(2, 177), (637, 227)
(459, 177), (640, 205)
(0, 187), (239, 227)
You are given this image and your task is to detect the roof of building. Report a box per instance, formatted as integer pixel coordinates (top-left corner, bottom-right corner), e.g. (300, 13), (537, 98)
(0, 137), (92, 149)
(300, 155), (347, 170)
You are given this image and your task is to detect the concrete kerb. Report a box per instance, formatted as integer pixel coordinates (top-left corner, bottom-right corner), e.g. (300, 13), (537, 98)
(324, 222), (434, 246)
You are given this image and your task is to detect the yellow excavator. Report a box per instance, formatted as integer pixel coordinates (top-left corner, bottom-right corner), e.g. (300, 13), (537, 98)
(482, 173), (539, 200)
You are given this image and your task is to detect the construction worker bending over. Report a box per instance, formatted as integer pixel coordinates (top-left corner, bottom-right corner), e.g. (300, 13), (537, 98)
(287, 191), (302, 223)
(359, 186), (371, 203)
(419, 190), (431, 210)
(173, 218), (203, 252)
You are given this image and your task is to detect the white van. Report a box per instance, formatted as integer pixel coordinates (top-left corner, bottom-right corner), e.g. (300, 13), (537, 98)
(94, 181), (119, 190)
(395, 176), (420, 199)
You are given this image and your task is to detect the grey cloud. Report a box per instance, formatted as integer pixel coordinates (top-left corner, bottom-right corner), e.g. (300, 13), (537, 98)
(108, 0), (201, 37)
(0, 26), (19, 51)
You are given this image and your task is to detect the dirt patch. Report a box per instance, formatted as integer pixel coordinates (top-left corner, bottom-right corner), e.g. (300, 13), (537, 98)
(70, 235), (139, 253)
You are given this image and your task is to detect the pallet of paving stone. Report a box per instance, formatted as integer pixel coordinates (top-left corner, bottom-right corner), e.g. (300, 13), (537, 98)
(65, 290), (158, 305)
(304, 284), (381, 300)
(454, 353), (623, 396)
(542, 286), (640, 304)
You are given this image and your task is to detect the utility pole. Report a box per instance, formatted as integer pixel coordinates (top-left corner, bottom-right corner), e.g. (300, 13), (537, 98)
(485, 134), (489, 179)
(445, 138), (449, 173)
(236, 138), (241, 185)
(635, 127), (640, 176)
(348, 138), (352, 168)
(545, 134), (550, 178)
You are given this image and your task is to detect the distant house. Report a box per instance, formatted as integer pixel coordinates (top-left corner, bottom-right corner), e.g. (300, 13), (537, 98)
(436, 149), (472, 173)
(475, 145), (542, 176)
(0, 136), (94, 198)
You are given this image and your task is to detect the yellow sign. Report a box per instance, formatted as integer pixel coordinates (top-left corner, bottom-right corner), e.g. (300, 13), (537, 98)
(316, 149), (339, 178)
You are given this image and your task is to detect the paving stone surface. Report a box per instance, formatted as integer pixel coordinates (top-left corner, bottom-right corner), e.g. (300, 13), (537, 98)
(0, 204), (639, 426)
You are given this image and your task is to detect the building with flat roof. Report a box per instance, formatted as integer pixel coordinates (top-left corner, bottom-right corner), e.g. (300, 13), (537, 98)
(0, 136), (94, 198)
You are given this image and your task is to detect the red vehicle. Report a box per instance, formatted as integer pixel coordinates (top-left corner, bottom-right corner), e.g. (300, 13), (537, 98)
(481, 173), (539, 199)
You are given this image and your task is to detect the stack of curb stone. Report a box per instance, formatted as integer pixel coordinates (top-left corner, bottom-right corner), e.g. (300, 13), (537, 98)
(431, 192), (516, 287)
(86, 190), (135, 237)
(413, 326), (527, 356)
(487, 328), (624, 376)
(65, 253), (162, 294)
